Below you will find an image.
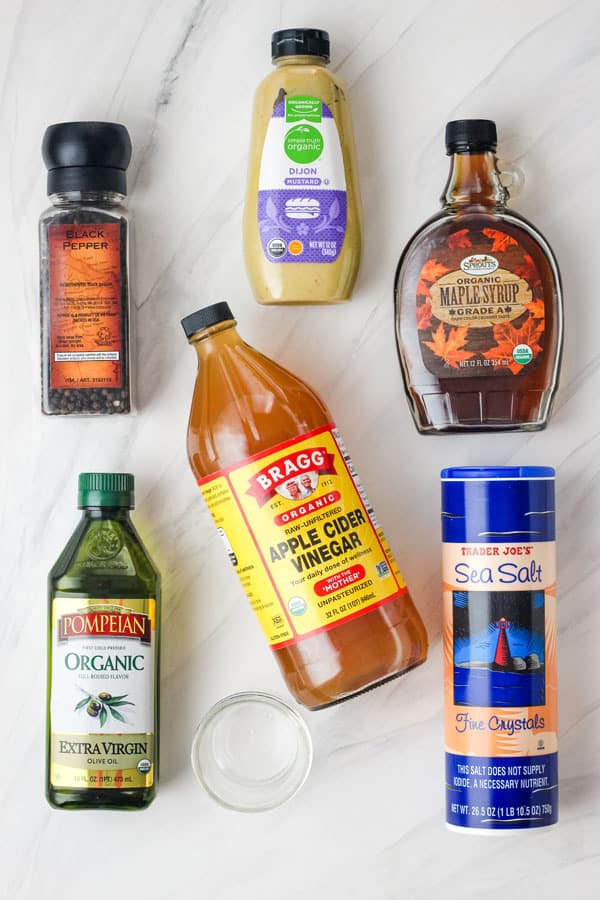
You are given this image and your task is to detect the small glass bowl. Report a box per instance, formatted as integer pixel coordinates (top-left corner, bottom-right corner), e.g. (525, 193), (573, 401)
(190, 692), (313, 813)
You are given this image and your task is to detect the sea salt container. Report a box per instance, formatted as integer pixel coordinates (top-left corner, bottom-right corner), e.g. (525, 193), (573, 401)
(441, 466), (558, 831)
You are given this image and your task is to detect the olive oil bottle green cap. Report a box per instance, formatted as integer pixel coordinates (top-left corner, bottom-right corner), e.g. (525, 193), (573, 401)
(78, 472), (134, 509)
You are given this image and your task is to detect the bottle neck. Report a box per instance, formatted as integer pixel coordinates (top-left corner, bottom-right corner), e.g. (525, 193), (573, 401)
(274, 55), (328, 68)
(442, 152), (507, 208)
(49, 190), (126, 209)
(189, 320), (242, 360)
(81, 507), (132, 521)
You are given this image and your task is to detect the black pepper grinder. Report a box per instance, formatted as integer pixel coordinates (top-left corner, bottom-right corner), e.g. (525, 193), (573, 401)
(39, 122), (133, 415)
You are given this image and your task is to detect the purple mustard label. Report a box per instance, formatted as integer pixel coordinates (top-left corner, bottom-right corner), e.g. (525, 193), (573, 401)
(258, 190), (347, 263)
(257, 96), (347, 264)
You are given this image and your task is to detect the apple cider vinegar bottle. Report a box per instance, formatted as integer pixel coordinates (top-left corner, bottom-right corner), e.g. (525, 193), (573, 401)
(182, 303), (428, 710)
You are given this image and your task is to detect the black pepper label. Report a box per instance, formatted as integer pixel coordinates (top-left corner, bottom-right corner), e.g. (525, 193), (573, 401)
(48, 223), (123, 390)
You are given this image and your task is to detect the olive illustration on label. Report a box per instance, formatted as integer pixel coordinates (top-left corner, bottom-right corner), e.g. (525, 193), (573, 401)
(74, 692), (135, 728)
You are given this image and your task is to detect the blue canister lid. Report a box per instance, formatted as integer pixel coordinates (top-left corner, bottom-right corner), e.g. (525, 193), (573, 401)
(441, 466), (556, 543)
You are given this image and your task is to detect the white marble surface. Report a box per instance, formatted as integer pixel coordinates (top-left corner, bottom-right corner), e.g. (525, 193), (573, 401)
(1, 0), (599, 897)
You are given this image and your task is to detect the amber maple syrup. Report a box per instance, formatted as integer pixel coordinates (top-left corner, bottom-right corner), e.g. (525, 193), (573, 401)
(395, 119), (563, 433)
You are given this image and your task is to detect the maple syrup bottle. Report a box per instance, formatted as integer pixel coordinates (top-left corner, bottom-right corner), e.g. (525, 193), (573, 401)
(395, 119), (563, 433)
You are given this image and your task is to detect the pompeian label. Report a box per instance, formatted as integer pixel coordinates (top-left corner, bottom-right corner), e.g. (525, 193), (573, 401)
(48, 222), (123, 390)
(257, 96), (347, 264)
(57, 610), (152, 643)
(416, 227), (545, 378)
(49, 597), (156, 790)
(443, 542), (558, 829)
(199, 424), (408, 648)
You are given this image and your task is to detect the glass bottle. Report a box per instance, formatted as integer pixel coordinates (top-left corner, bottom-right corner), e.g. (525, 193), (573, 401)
(47, 473), (160, 810)
(243, 28), (362, 304)
(40, 122), (133, 415)
(182, 303), (428, 710)
(395, 119), (563, 433)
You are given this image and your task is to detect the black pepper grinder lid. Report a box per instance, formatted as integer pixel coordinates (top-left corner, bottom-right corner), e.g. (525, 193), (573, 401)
(42, 121), (132, 195)
(445, 119), (497, 154)
(271, 28), (330, 62)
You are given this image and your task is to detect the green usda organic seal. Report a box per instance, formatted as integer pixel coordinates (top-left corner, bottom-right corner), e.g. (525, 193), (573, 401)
(512, 343), (534, 365)
(288, 596), (308, 616)
(137, 758), (152, 775)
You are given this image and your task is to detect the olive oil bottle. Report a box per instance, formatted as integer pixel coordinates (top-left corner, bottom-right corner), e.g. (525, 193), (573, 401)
(46, 473), (160, 810)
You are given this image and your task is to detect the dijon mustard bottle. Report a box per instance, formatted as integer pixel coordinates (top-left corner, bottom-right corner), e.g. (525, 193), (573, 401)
(243, 28), (362, 304)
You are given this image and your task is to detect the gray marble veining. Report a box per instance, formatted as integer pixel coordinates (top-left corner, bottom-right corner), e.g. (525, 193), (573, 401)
(0, 1), (598, 898)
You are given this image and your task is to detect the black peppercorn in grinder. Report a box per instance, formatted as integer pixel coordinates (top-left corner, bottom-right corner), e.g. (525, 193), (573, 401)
(39, 122), (134, 416)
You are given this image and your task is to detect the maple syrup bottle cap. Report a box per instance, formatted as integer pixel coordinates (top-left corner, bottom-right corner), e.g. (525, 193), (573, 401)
(445, 119), (497, 154)
(190, 692), (312, 812)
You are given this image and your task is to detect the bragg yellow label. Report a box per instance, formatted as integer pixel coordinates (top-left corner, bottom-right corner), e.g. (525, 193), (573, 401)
(199, 424), (408, 647)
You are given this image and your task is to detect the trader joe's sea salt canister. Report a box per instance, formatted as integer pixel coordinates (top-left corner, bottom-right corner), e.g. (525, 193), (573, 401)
(442, 466), (558, 831)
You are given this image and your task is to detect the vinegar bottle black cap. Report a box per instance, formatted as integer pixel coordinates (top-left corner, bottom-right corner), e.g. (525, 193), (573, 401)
(181, 303), (236, 340)
(42, 121), (132, 195)
(271, 28), (330, 62)
(445, 119), (497, 154)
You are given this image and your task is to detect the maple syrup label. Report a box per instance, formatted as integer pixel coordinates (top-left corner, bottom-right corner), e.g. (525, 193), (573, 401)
(49, 597), (156, 790)
(48, 223), (123, 390)
(198, 424), (408, 648)
(416, 228), (545, 377)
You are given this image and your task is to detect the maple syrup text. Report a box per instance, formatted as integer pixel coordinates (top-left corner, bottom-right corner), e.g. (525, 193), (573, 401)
(439, 281), (520, 307)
